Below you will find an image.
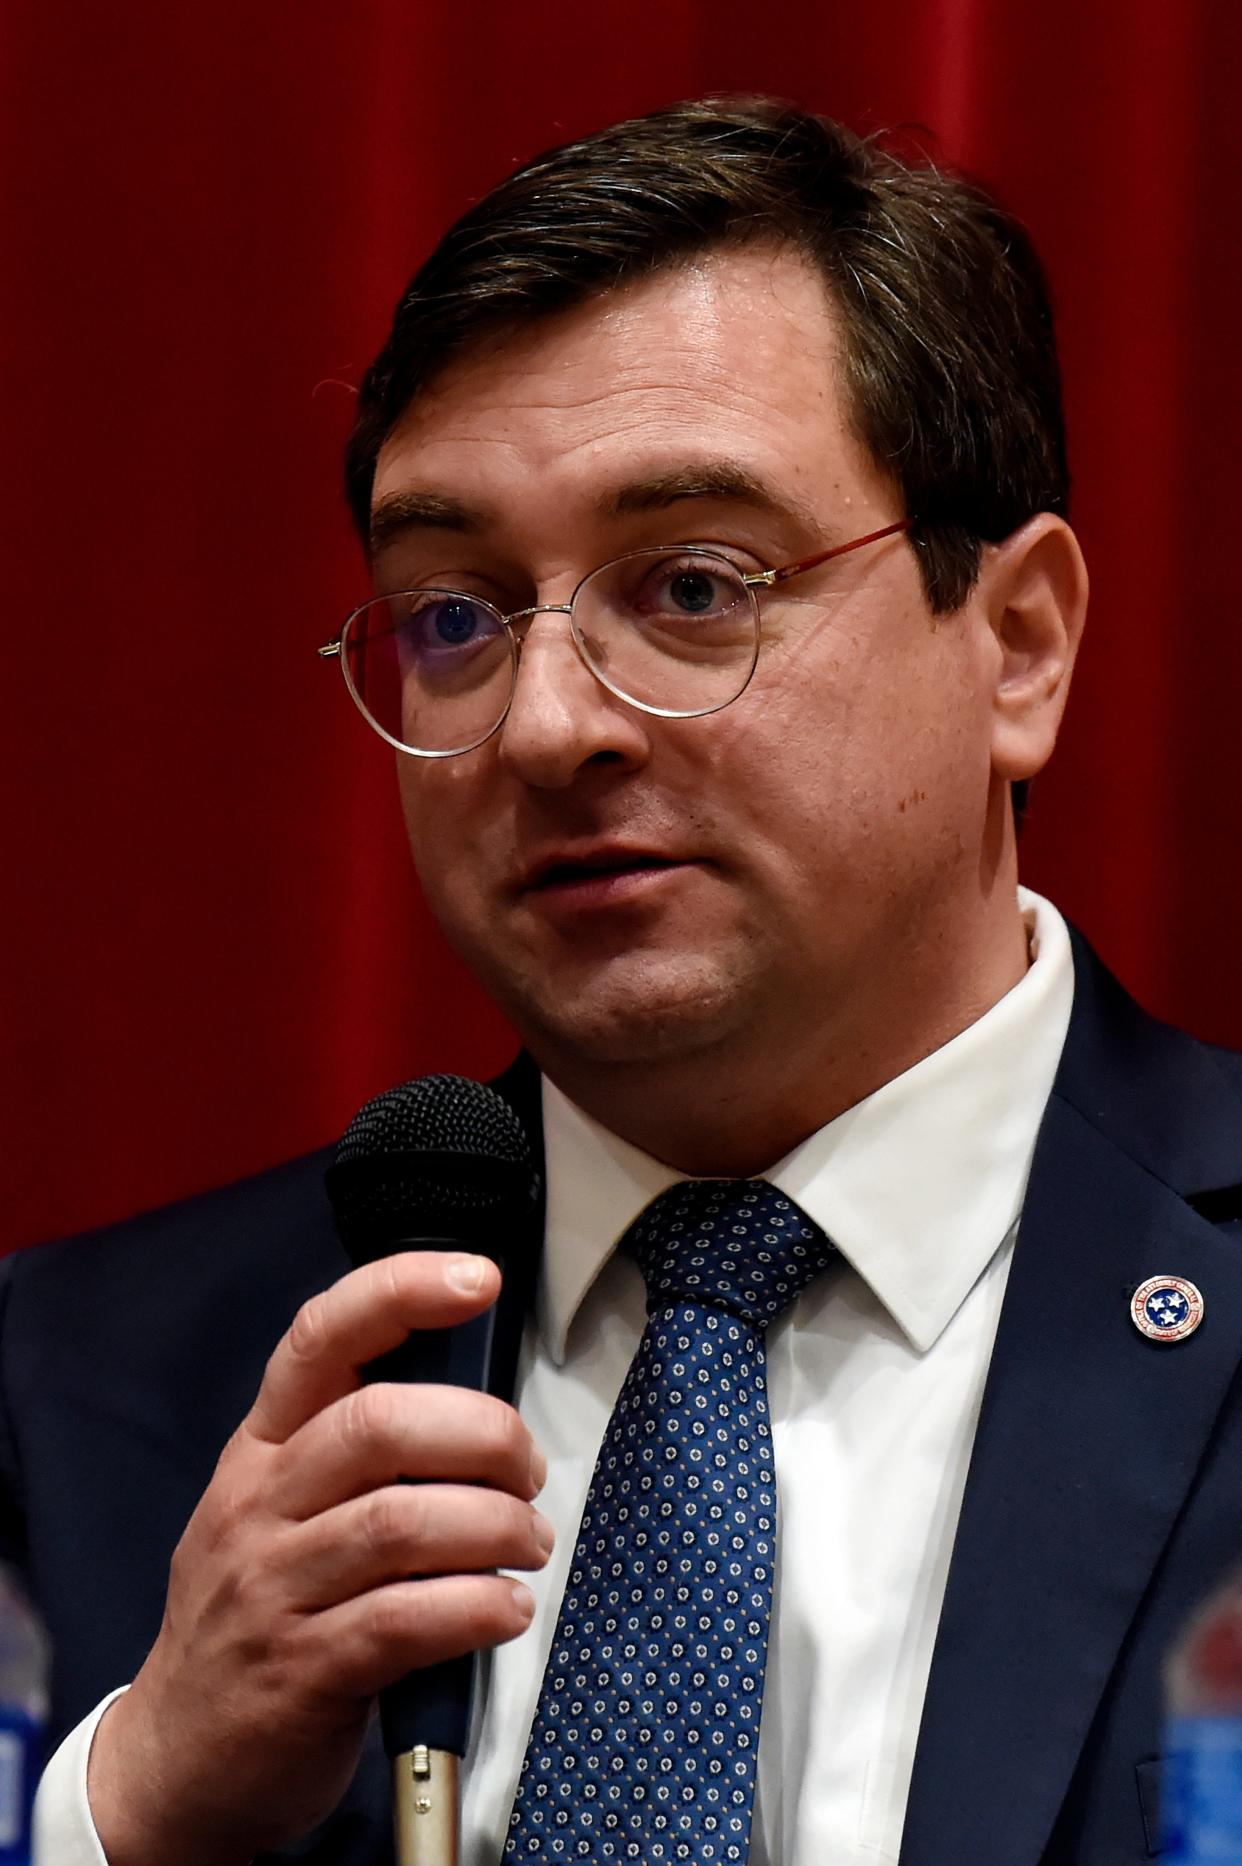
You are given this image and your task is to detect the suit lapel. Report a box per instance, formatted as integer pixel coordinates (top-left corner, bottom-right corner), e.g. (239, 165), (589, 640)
(900, 942), (1242, 1866)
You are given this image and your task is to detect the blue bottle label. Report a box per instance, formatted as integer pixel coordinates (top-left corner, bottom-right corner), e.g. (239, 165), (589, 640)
(0, 1705), (43, 1866)
(1164, 1715), (1242, 1862)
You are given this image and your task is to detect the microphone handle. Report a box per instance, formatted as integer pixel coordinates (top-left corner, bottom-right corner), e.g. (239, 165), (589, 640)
(362, 1244), (499, 1760)
(393, 1746), (458, 1866)
(362, 1240), (503, 1866)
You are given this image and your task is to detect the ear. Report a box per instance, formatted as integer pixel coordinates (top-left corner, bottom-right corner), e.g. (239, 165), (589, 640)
(981, 514), (1088, 783)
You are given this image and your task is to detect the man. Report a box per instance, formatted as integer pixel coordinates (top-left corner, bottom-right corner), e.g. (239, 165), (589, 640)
(11, 97), (1242, 1865)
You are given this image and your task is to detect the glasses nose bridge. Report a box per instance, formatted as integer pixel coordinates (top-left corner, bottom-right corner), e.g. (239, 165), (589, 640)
(502, 599), (607, 720)
(503, 601), (590, 694)
(504, 599), (575, 639)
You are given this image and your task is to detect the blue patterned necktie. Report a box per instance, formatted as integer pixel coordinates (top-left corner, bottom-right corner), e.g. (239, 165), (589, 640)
(505, 1178), (836, 1863)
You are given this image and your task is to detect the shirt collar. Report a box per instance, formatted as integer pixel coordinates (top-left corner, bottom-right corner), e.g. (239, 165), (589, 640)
(538, 888), (1075, 1361)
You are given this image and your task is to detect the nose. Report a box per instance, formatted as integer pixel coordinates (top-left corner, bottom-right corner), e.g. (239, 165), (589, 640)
(497, 610), (651, 789)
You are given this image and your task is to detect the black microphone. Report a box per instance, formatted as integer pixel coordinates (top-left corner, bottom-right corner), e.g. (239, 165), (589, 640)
(324, 1073), (540, 1866)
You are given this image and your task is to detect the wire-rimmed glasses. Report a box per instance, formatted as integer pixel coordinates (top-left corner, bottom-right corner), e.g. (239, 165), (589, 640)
(318, 519), (911, 758)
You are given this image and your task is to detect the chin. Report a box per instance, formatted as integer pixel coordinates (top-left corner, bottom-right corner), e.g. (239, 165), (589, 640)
(501, 960), (750, 1068)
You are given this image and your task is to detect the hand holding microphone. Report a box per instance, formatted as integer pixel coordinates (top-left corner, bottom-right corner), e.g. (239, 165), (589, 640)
(86, 1077), (545, 1866)
(325, 1074), (545, 1862)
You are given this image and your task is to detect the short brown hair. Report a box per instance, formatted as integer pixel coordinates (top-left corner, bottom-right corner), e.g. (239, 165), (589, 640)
(344, 95), (1069, 615)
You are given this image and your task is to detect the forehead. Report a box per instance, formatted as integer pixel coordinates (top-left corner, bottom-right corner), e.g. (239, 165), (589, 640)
(370, 246), (891, 537)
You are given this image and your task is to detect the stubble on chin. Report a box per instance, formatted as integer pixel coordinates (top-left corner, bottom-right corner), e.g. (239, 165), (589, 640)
(484, 947), (757, 1070)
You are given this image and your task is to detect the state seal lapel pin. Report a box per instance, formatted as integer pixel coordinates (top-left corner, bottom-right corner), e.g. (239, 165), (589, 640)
(1131, 1275), (1204, 1342)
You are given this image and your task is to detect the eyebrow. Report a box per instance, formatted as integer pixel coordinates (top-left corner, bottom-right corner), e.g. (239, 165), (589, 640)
(369, 489), (485, 554)
(368, 459), (818, 556)
(606, 462), (812, 525)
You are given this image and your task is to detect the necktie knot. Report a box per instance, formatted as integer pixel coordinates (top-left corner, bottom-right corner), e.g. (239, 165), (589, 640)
(627, 1176), (835, 1328)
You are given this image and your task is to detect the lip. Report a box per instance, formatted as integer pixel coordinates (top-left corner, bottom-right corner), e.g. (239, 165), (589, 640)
(519, 843), (698, 896)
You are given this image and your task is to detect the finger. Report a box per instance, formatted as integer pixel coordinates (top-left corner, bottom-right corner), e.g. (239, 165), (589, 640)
(283, 1484), (555, 1610)
(267, 1384), (542, 1520)
(300, 1573), (538, 1700)
(247, 1252), (502, 1444)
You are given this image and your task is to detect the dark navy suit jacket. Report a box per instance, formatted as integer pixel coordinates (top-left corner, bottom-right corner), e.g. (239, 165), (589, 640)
(4, 934), (1242, 1864)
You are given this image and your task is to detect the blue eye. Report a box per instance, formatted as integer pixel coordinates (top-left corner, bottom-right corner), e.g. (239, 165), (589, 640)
(422, 596), (487, 646)
(396, 594), (503, 667)
(392, 592), (509, 694)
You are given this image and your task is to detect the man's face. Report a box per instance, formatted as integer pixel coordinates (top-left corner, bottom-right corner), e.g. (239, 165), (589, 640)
(371, 247), (1005, 1086)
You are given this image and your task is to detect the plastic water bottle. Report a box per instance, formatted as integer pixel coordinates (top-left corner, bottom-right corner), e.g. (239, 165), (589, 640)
(0, 1567), (47, 1866)
(1164, 1570), (1242, 1861)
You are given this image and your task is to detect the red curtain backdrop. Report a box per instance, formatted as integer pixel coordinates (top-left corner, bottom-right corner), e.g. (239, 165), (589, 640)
(5, 0), (1240, 1252)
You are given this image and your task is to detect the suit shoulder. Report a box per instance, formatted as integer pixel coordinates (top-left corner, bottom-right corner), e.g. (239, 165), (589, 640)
(2, 1149), (347, 1375)
(1201, 1037), (1242, 1095)
(1060, 930), (1242, 1202)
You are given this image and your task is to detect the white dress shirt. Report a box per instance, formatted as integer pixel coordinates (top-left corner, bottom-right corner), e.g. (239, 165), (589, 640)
(36, 889), (1074, 1866)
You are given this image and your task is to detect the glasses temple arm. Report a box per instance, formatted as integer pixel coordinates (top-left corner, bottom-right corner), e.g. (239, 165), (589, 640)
(754, 518), (914, 587)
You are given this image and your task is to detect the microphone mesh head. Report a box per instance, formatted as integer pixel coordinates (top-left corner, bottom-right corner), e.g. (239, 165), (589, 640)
(327, 1074), (538, 1261)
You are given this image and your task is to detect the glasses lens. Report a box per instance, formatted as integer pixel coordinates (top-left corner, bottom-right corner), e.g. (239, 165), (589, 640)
(342, 591), (514, 753)
(573, 550), (759, 715)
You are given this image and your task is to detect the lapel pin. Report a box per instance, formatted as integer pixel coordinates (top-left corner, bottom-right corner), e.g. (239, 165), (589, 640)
(1131, 1275), (1204, 1342)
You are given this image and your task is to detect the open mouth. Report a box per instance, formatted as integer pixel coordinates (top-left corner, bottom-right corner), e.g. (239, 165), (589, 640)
(532, 854), (681, 889)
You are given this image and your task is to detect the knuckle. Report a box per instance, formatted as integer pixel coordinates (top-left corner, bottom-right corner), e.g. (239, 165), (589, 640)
(480, 1400), (526, 1472)
(375, 1253), (425, 1320)
(207, 1477), (256, 1545)
(241, 1615), (300, 1699)
(286, 1291), (331, 1365)
(339, 1383), (396, 1451)
(377, 1255), (411, 1305)
(366, 1585), (419, 1650)
(503, 1493), (535, 1546)
(501, 1501), (544, 1566)
(476, 1575), (526, 1637)
(366, 1488), (422, 1561)
(189, 1457), (266, 1556)
(165, 1531), (195, 1592)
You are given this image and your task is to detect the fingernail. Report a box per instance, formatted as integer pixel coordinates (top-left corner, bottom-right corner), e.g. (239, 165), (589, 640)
(532, 1512), (555, 1557)
(529, 1443), (548, 1493)
(445, 1255), (486, 1294)
(510, 1581), (535, 1623)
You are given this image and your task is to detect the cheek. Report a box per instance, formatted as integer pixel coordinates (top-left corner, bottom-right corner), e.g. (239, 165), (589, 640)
(708, 623), (877, 807)
(710, 614), (989, 852)
(396, 762), (491, 911)
(859, 633), (996, 843)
